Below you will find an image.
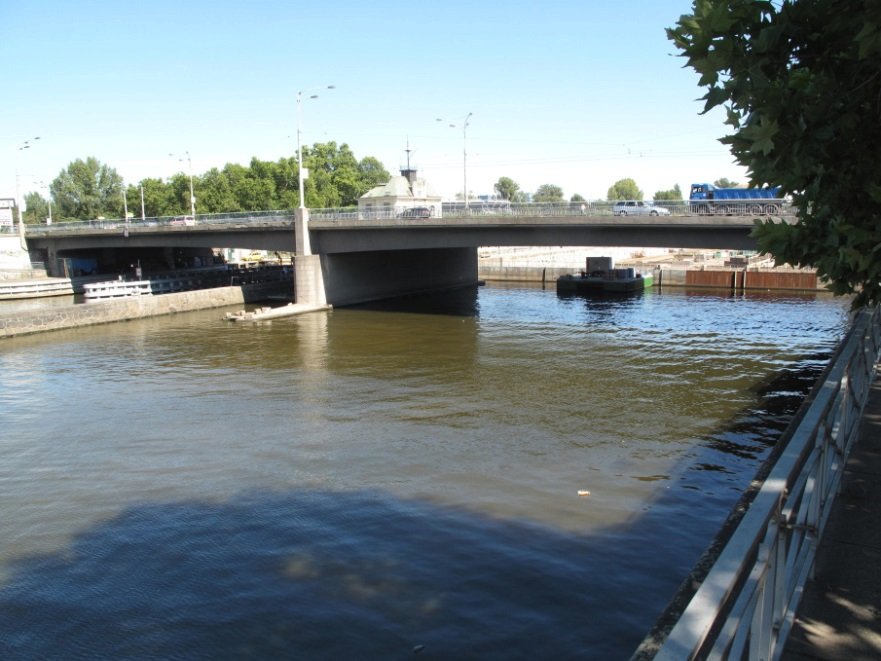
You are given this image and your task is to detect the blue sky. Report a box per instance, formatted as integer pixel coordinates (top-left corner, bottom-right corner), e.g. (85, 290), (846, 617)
(2, 0), (748, 205)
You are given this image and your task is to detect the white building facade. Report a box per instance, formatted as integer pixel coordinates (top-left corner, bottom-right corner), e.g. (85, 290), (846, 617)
(357, 168), (442, 219)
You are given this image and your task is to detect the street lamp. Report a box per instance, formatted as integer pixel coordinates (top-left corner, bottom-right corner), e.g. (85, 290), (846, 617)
(436, 113), (472, 210)
(15, 136), (40, 230)
(35, 180), (52, 224)
(169, 151), (196, 218)
(296, 85), (335, 210)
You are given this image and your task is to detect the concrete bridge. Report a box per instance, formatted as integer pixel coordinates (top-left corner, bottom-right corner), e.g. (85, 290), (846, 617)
(22, 204), (791, 306)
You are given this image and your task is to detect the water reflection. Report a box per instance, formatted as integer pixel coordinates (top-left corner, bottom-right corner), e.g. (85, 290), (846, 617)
(0, 284), (851, 658)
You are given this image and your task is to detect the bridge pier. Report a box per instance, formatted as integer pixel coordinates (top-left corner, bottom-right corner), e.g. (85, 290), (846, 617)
(294, 254), (327, 306)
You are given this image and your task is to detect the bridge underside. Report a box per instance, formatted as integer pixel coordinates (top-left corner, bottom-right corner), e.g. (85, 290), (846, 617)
(317, 247), (478, 307)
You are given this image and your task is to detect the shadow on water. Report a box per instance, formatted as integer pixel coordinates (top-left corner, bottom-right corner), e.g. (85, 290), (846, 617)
(693, 351), (833, 467)
(1, 488), (689, 660)
(0, 286), (846, 659)
(0, 361), (829, 661)
(345, 285), (483, 317)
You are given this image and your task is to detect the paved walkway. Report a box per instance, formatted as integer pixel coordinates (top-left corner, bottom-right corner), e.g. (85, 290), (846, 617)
(783, 367), (881, 659)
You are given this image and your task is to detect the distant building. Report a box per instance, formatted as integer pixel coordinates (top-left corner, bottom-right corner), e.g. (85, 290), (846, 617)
(358, 167), (442, 219)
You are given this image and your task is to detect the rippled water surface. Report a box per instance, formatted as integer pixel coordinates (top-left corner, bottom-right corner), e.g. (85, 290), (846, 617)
(0, 285), (850, 658)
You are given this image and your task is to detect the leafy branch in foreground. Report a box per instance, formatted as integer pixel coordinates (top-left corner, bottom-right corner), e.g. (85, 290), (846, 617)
(668, 0), (881, 307)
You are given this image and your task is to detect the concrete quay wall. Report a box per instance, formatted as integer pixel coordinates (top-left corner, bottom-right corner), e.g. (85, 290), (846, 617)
(0, 282), (288, 339)
(479, 265), (576, 284)
(479, 265), (823, 292)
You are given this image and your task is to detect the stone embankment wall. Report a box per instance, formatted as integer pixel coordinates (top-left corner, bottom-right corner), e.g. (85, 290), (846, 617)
(0, 283), (288, 339)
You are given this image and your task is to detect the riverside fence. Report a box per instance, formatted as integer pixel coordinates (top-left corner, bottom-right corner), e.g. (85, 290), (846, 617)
(640, 304), (881, 660)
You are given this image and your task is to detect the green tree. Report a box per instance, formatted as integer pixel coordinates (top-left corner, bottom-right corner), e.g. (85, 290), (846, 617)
(358, 156), (391, 192)
(533, 184), (564, 203)
(606, 178), (642, 201)
(494, 176), (521, 201)
(713, 178), (739, 189)
(570, 193), (586, 203)
(653, 184), (683, 201)
(51, 157), (124, 220)
(137, 177), (176, 217)
(22, 191), (50, 224)
(301, 141), (387, 207)
(194, 168), (237, 214)
(167, 172), (200, 215)
(668, 0), (881, 307)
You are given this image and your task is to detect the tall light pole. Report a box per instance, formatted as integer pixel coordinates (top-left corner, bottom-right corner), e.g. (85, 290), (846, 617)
(35, 180), (52, 224)
(44, 182), (52, 225)
(436, 113), (472, 210)
(297, 85), (334, 210)
(15, 136), (40, 231)
(295, 85), (334, 257)
(169, 151), (196, 218)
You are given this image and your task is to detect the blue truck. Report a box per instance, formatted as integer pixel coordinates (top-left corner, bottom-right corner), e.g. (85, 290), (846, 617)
(689, 183), (784, 215)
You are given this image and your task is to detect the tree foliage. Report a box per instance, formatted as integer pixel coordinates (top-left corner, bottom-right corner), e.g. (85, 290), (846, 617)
(26, 143), (391, 222)
(533, 184), (564, 203)
(22, 191), (51, 224)
(607, 178), (642, 201)
(50, 157), (124, 220)
(494, 176), (521, 201)
(668, 0), (881, 307)
(713, 178), (739, 189)
(653, 184), (683, 201)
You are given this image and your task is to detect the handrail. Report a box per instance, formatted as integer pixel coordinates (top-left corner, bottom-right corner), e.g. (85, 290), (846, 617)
(20, 201), (798, 236)
(646, 304), (881, 660)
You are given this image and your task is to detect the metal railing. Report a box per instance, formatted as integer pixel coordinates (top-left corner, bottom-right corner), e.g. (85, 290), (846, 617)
(649, 304), (881, 660)
(20, 201), (797, 236)
(309, 200), (796, 222)
(81, 263), (293, 300)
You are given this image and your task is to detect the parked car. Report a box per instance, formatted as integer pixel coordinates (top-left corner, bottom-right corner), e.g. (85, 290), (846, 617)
(397, 207), (432, 218)
(612, 201), (670, 216)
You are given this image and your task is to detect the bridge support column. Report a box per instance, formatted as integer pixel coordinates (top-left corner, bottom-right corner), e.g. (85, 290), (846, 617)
(295, 208), (311, 256)
(294, 254), (326, 306)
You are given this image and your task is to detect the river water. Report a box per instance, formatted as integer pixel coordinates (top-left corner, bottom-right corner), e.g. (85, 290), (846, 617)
(0, 284), (851, 659)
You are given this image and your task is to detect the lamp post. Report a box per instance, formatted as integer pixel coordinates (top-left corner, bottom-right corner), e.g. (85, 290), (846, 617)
(169, 151), (196, 218)
(44, 182), (52, 225)
(35, 180), (52, 224)
(296, 85), (335, 211)
(295, 85), (334, 256)
(15, 136), (40, 231)
(436, 113), (472, 210)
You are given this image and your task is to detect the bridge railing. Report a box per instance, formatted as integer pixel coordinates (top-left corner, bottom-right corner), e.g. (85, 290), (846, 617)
(645, 304), (881, 660)
(309, 200), (796, 222)
(21, 200), (798, 236)
(22, 210), (297, 235)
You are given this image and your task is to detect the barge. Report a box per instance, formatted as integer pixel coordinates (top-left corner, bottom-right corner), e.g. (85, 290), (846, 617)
(556, 257), (653, 294)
